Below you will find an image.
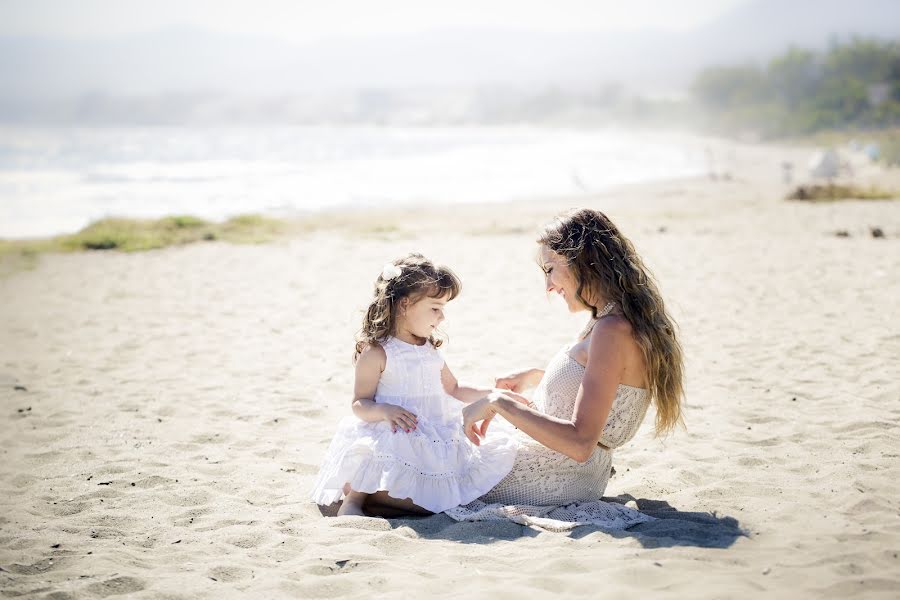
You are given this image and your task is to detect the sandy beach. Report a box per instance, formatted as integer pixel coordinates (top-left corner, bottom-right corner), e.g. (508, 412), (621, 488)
(2, 139), (899, 598)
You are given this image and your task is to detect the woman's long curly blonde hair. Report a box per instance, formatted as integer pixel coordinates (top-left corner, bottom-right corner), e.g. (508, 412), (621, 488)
(354, 253), (461, 361)
(539, 208), (685, 435)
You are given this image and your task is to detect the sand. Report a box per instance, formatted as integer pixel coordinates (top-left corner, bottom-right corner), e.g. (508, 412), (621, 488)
(1, 138), (899, 598)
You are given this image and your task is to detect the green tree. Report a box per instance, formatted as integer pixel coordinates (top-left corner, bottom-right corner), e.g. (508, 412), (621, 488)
(691, 64), (767, 110)
(691, 38), (900, 137)
(767, 47), (821, 110)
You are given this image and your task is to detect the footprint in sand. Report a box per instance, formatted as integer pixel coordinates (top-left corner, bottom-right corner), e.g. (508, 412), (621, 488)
(172, 506), (213, 523)
(207, 565), (253, 582)
(24, 449), (60, 462)
(189, 433), (228, 445)
(226, 534), (266, 549)
(93, 465), (131, 476)
(10, 474), (39, 489)
(280, 463), (318, 475)
(299, 560), (364, 576)
(160, 490), (211, 507)
(49, 501), (89, 517)
(292, 407), (324, 418)
(84, 576), (146, 597)
(131, 475), (175, 489)
(6, 557), (61, 575)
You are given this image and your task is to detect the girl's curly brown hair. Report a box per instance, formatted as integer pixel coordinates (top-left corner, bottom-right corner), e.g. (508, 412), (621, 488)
(539, 208), (685, 435)
(354, 253), (461, 361)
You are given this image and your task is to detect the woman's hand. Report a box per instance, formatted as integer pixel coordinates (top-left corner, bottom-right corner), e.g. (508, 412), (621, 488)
(496, 389), (533, 407)
(377, 403), (418, 433)
(495, 368), (542, 393)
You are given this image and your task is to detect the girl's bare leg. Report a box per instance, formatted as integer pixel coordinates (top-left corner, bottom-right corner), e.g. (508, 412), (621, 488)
(337, 490), (369, 516)
(363, 491), (433, 517)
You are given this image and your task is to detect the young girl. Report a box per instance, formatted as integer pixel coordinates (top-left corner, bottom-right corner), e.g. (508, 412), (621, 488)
(311, 253), (519, 516)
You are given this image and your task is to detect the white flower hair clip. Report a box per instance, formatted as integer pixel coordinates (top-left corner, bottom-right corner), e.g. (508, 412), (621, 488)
(381, 263), (403, 281)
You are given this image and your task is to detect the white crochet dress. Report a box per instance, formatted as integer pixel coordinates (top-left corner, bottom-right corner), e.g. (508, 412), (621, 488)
(445, 343), (657, 531)
(311, 337), (519, 513)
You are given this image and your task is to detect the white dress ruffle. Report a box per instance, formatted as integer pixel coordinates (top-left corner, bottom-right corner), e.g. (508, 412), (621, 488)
(311, 337), (518, 513)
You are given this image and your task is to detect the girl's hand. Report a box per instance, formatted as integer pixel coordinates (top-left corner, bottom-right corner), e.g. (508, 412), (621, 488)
(495, 368), (540, 393)
(379, 403), (418, 433)
(462, 395), (499, 445)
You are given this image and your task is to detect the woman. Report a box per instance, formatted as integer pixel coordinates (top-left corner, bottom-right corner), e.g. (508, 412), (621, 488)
(447, 208), (684, 529)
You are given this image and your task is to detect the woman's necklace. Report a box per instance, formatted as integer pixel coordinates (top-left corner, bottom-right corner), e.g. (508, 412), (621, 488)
(597, 301), (616, 318)
(580, 301), (617, 340)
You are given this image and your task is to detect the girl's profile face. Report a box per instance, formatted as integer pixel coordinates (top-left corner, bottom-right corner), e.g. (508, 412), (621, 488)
(539, 246), (585, 313)
(398, 291), (450, 341)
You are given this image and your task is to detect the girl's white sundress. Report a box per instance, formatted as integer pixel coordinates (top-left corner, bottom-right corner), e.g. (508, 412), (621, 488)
(311, 336), (519, 513)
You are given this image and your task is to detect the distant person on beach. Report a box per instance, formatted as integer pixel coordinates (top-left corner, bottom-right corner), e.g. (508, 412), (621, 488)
(446, 209), (684, 528)
(311, 254), (519, 516)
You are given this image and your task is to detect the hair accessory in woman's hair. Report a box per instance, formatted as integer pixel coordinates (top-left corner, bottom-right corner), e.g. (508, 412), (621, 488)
(381, 263), (403, 281)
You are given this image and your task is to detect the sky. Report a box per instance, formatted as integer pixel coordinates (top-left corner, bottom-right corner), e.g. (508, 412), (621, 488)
(0, 0), (748, 41)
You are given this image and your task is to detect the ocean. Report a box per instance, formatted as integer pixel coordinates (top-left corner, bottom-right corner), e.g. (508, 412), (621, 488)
(0, 125), (706, 238)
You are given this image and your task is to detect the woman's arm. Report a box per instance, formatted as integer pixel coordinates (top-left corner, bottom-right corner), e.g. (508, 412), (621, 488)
(352, 345), (418, 432)
(466, 318), (631, 462)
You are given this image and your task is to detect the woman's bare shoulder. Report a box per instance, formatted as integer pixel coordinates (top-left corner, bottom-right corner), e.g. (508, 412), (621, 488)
(590, 315), (635, 344)
(590, 315), (646, 386)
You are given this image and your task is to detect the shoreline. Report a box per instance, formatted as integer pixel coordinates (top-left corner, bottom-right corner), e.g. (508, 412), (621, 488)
(2, 130), (896, 247)
(3, 127), (828, 240)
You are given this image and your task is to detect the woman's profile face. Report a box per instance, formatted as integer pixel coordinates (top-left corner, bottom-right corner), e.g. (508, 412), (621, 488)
(539, 245), (585, 313)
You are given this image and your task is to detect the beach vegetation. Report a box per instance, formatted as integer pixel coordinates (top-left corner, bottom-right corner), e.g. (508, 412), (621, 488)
(692, 38), (900, 144)
(786, 183), (896, 201)
(0, 214), (287, 256)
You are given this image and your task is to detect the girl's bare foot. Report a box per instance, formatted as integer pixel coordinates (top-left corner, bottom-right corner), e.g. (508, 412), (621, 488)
(337, 502), (366, 517)
(337, 490), (369, 517)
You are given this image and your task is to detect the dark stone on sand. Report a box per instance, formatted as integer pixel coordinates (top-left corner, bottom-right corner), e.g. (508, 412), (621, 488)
(835, 230), (851, 237)
(13, 385), (27, 391)
(870, 227), (885, 238)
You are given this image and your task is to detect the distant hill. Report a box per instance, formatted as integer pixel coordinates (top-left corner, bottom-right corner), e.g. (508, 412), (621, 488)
(1, 0), (898, 123)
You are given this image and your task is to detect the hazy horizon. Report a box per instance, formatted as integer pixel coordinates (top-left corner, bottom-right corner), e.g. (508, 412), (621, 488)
(0, 0), (747, 41)
(1, 0), (898, 127)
